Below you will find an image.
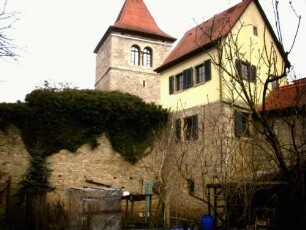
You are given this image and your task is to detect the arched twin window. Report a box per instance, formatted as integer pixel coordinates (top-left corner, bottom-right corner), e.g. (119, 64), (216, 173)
(130, 45), (152, 67)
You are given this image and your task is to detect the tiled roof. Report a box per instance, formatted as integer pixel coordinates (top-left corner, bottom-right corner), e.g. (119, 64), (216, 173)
(113, 0), (175, 41)
(155, 0), (252, 72)
(94, 0), (176, 53)
(261, 78), (306, 112)
(155, 0), (286, 72)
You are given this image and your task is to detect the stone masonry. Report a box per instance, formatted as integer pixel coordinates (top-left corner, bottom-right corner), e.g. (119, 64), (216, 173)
(95, 32), (173, 104)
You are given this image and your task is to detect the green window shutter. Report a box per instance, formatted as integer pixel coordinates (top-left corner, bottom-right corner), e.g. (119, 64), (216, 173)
(249, 65), (257, 82)
(175, 118), (181, 141)
(192, 115), (198, 140)
(169, 76), (174, 94)
(188, 68), (194, 87)
(235, 59), (242, 77)
(183, 68), (193, 89)
(183, 69), (187, 89)
(205, 59), (211, 81)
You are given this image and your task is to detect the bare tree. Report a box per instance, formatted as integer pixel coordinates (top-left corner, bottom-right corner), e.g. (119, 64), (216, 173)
(149, 1), (304, 229)
(0, 0), (18, 59)
(140, 117), (178, 228)
(35, 79), (78, 91)
(169, 101), (272, 228)
(142, 99), (270, 228)
(191, 0), (305, 228)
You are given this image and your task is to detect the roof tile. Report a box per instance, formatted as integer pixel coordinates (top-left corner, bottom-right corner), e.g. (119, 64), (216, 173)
(113, 0), (175, 40)
(156, 0), (252, 72)
(94, 0), (175, 53)
(262, 78), (306, 111)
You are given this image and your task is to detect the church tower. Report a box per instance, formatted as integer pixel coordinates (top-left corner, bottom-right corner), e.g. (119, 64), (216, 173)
(94, 0), (176, 104)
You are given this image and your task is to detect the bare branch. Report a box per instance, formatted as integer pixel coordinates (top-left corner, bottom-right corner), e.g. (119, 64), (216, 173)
(273, 0), (283, 44)
(0, 0), (19, 59)
(288, 1), (302, 54)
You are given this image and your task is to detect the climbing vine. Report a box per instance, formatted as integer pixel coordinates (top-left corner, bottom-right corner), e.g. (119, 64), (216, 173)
(0, 89), (168, 162)
(0, 89), (168, 199)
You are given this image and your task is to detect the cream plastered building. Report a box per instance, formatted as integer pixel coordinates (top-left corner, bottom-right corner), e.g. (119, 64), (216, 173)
(157, 0), (286, 110)
(153, 0), (288, 224)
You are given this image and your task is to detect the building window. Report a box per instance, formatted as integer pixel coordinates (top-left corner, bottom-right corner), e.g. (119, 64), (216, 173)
(169, 76), (174, 95)
(176, 73), (184, 91)
(175, 118), (181, 141)
(130, 45), (140, 66)
(234, 111), (250, 138)
(271, 78), (279, 89)
(183, 68), (193, 89)
(169, 68), (193, 94)
(184, 115), (198, 140)
(196, 59), (211, 84)
(143, 47), (152, 67)
(175, 115), (198, 141)
(253, 26), (258, 36)
(187, 179), (195, 195)
(235, 59), (256, 82)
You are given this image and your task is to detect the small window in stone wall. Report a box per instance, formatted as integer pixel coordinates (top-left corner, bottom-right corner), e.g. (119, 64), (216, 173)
(184, 114), (198, 140)
(234, 110), (250, 138)
(175, 114), (198, 141)
(253, 26), (258, 36)
(187, 179), (195, 195)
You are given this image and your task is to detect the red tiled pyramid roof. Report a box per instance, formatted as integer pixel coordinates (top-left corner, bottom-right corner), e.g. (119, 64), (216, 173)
(261, 78), (306, 112)
(114, 0), (175, 40)
(94, 0), (176, 53)
(155, 0), (252, 72)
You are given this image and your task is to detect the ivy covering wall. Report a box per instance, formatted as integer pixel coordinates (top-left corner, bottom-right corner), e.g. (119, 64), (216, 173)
(0, 89), (168, 195)
(0, 89), (168, 162)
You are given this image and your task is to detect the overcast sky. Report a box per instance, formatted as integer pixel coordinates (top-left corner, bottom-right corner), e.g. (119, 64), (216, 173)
(0, 0), (305, 103)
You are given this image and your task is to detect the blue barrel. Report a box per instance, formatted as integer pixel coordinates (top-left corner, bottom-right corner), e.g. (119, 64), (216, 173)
(201, 214), (214, 230)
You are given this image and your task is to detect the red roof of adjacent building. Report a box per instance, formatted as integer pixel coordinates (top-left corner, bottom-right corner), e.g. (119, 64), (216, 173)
(94, 0), (176, 53)
(261, 78), (306, 112)
(155, 0), (286, 72)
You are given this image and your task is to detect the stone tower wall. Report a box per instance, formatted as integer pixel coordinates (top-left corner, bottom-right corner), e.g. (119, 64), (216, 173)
(95, 32), (173, 104)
